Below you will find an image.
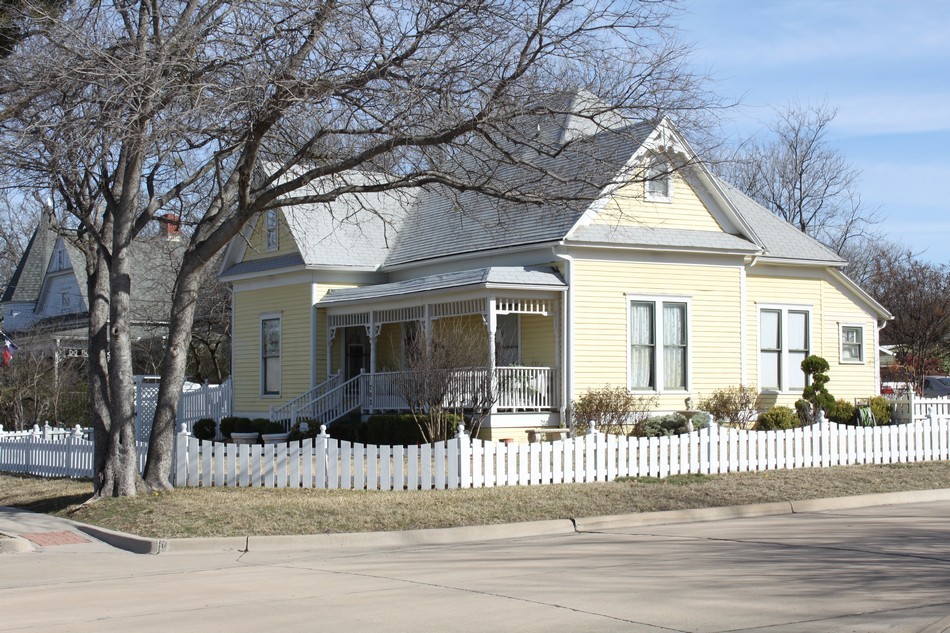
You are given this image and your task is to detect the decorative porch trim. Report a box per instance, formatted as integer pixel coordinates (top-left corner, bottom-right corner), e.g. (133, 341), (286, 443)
(497, 297), (554, 315)
(430, 298), (488, 319)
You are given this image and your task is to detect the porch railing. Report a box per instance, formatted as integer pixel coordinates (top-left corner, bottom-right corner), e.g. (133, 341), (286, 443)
(278, 366), (559, 428)
(291, 374), (365, 428)
(271, 372), (342, 425)
(495, 366), (558, 410)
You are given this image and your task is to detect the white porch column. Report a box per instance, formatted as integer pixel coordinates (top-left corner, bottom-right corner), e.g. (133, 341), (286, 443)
(487, 295), (497, 371)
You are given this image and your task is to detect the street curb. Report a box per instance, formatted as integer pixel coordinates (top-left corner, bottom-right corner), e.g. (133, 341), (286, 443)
(788, 488), (950, 513)
(0, 532), (33, 554)
(31, 487), (950, 555)
(573, 501), (794, 531)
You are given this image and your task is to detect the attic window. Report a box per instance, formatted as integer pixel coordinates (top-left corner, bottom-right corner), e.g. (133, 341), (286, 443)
(265, 209), (279, 251)
(644, 159), (672, 202)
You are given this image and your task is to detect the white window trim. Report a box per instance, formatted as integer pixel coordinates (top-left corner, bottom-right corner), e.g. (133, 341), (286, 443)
(265, 209), (279, 252)
(839, 323), (865, 365)
(757, 304), (812, 394)
(643, 159), (673, 203)
(626, 294), (691, 394)
(260, 312), (281, 398)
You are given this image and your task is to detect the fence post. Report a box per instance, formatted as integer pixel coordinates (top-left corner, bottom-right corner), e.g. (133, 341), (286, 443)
(818, 410), (830, 468)
(175, 423), (191, 487)
(315, 424), (329, 489)
(456, 424), (471, 489)
(43, 421), (52, 439)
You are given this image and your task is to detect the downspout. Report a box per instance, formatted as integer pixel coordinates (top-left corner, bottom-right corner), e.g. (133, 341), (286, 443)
(876, 318), (887, 396)
(554, 250), (574, 432)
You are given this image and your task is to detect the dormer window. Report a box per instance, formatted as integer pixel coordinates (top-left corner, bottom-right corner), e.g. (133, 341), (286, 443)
(644, 158), (672, 202)
(265, 209), (279, 251)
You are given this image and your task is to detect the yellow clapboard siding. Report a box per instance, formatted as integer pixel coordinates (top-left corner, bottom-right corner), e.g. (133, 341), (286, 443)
(746, 266), (878, 407)
(520, 313), (556, 367)
(242, 211), (299, 262)
(595, 171), (725, 232)
(233, 280), (359, 415)
(571, 257), (742, 412)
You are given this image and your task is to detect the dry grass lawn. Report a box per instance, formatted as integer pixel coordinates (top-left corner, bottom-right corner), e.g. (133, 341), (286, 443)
(1, 461), (948, 539)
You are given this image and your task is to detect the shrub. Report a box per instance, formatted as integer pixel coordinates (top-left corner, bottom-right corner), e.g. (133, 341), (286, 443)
(218, 416), (245, 439)
(289, 419), (321, 443)
(256, 419), (286, 435)
(192, 418), (217, 441)
(327, 418), (360, 443)
(754, 406), (799, 430)
(635, 412), (709, 437)
(232, 417), (258, 434)
(869, 396), (892, 425)
(572, 386), (657, 436)
(698, 385), (759, 428)
(829, 399), (856, 424)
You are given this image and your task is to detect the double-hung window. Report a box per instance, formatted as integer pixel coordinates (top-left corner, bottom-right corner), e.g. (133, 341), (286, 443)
(261, 315), (281, 396)
(630, 297), (688, 392)
(840, 325), (865, 363)
(759, 307), (809, 392)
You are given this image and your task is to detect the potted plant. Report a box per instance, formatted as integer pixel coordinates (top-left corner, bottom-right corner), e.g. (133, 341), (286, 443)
(229, 417), (260, 444)
(258, 419), (290, 444)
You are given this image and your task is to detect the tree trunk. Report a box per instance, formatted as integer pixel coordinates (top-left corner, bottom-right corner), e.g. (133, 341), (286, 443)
(105, 239), (143, 496)
(143, 258), (205, 491)
(85, 243), (114, 498)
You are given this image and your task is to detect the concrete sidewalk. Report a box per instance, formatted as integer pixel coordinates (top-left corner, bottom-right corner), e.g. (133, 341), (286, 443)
(3, 487), (949, 556)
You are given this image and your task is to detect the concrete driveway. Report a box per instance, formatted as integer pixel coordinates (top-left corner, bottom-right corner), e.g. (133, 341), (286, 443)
(1, 500), (949, 632)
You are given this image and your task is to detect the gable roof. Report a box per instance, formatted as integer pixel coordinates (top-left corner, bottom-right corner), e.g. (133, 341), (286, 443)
(2, 215), (54, 304)
(712, 178), (846, 265)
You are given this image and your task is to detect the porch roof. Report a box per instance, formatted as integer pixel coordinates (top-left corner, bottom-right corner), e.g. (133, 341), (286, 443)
(318, 266), (566, 306)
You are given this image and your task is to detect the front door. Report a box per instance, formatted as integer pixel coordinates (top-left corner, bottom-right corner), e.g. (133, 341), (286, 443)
(344, 327), (370, 380)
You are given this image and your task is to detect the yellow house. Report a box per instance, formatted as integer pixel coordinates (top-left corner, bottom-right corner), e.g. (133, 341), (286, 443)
(219, 104), (891, 438)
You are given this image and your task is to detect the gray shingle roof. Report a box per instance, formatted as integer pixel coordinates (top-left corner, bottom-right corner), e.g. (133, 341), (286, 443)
(569, 225), (761, 253)
(714, 177), (845, 265)
(319, 266), (565, 305)
(2, 218), (54, 304)
(384, 116), (655, 267)
(220, 252), (305, 278)
(282, 184), (414, 269)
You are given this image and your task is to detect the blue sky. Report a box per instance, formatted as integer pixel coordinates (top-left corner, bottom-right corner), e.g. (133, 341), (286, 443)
(677, 0), (950, 263)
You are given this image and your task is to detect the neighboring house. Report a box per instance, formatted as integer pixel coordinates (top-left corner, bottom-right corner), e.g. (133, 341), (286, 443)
(219, 95), (892, 439)
(1, 215), (184, 365)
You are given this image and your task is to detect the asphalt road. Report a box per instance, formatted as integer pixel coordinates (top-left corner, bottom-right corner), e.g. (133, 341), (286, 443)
(2, 500), (949, 632)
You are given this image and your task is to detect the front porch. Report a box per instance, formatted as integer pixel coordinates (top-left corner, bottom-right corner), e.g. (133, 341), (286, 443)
(275, 266), (568, 435)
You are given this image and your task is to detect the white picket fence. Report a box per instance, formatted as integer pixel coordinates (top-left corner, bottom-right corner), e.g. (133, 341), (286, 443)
(888, 394), (950, 423)
(172, 414), (950, 490)
(0, 425), (148, 479)
(134, 377), (232, 441)
(6, 413), (950, 488)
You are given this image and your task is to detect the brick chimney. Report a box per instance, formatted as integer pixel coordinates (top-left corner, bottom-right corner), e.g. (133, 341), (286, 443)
(160, 213), (181, 240)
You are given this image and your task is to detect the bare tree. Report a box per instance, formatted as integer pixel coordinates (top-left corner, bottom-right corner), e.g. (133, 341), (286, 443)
(717, 103), (881, 267)
(864, 246), (950, 390)
(396, 319), (497, 443)
(0, 0), (717, 495)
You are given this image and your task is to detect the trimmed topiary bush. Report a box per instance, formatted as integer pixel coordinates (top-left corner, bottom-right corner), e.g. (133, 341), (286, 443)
(232, 417), (258, 434)
(754, 406), (799, 431)
(219, 416), (247, 439)
(192, 418), (217, 441)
